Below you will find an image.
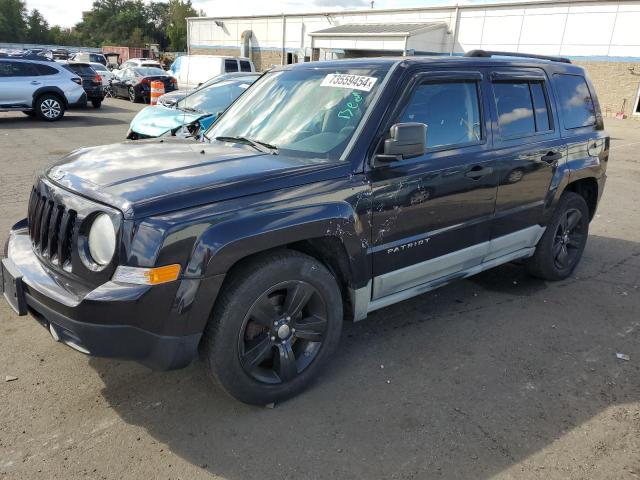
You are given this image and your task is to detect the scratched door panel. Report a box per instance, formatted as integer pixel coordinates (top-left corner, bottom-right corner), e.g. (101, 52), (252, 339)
(368, 70), (499, 280)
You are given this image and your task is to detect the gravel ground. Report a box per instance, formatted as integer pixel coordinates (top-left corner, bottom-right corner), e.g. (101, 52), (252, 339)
(0, 100), (639, 480)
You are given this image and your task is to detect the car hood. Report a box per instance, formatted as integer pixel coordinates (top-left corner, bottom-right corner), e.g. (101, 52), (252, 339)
(46, 139), (346, 219)
(129, 105), (207, 137)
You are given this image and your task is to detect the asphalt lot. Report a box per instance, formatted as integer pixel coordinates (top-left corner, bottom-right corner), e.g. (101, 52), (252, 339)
(0, 99), (639, 480)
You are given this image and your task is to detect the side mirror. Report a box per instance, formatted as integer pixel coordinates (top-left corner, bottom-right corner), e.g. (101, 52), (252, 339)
(375, 122), (427, 165)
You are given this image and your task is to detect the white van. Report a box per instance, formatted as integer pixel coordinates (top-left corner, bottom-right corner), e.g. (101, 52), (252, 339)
(170, 55), (255, 90)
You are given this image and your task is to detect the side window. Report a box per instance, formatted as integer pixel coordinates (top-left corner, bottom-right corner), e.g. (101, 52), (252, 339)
(493, 81), (551, 138)
(6, 62), (37, 77)
(224, 59), (239, 73)
(399, 81), (482, 150)
(0, 61), (11, 77)
(240, 60), (252, 72)
(554, 74), (596, 129)
(34, 64), (59, 76)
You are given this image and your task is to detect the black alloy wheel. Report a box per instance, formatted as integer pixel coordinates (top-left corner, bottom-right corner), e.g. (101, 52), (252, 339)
(239, 280), (328, 384)
(552, 207), (585, 271)
(526, 191), (590, 281)
(201, 250), (343, 405)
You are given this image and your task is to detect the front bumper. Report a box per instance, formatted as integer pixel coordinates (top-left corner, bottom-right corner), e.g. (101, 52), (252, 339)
(2, 224), (222, 370)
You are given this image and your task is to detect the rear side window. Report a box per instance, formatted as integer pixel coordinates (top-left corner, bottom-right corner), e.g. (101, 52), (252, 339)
(240, 60), (252, 72)
(34, 64), (59, 76)
(224, 59), (238, 73)
(399, 81), (482, 150)
(493, 81), (552, 138)
(64, 64), (95, 76)
(0, 61), (36, 77)
(554, 74), (596, 129)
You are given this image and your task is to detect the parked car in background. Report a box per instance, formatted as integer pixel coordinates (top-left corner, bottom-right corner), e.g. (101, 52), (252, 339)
(127, 72), (259, 139)
(62, 62), (105, 108)
(115, 58), (162, 73)
(0, 58), (85, 121)
(52, 49), (71, 61)
(170, 55), (254, 90)
(69, 52), (107, 66)
(88, 62), (114, 87)
(157, 71), (261, 107)
(110, 66), (177, 103)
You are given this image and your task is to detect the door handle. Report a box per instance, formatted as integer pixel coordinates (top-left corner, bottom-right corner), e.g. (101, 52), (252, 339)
(30, 81), (41, 85)
(541, 151), (562, 163)
(465, 165), (493, 180)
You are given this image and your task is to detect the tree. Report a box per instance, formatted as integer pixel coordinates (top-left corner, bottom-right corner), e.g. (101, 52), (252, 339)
(27, 9), (50, 44)
(166, 0), (198, 51)
(0, 0), (27, 42)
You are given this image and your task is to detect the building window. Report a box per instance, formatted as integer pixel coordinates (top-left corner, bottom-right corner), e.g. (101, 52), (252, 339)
(554, 74), (596, 129)
(399, 81), (482, 150)
(224, 59), (239, 72)
(493, 81), (552, 138)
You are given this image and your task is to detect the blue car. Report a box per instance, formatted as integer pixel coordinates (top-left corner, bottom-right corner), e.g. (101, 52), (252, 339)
(126, 72), (260, 140)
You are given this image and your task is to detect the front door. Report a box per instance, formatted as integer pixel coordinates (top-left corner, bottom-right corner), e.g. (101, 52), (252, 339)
(368, 70), (498, 300)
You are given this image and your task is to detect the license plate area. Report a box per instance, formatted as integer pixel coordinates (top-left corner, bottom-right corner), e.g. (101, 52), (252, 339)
(1, 258), (28, 315)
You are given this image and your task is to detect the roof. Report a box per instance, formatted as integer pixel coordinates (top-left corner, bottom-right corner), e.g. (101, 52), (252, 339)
(283, 55), (586, 74)
(310, 22), (446, 37)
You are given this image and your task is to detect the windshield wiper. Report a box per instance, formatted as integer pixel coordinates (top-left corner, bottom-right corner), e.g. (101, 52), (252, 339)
(179, 106), (202, 114)
(215, 136), (278, 155)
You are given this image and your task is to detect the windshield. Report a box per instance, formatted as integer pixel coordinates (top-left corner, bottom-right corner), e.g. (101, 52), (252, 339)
(178, 76), (258, 113)
(205, 66), (389, 161)
(135, 67), (165, 77)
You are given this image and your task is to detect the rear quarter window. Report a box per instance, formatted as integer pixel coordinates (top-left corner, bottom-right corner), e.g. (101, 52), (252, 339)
(554, 74), (596, 129)
(240, 60), (252, 72)
(34, 64), (59, 76)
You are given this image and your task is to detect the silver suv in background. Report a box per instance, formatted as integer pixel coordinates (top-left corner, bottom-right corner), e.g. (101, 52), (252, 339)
(0, 58), (86, 121)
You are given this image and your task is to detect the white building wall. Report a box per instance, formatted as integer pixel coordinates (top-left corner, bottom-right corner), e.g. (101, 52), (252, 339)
(188, 0), (640, 59)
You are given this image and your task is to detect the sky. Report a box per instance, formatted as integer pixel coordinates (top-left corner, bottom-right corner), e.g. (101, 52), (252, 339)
(24, 0), (528, 29)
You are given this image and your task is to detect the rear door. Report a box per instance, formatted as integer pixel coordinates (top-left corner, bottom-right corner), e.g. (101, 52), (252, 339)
(487, 68), (565, 259)
(0, 61), (40, 108)
(368, 69), (499, 300)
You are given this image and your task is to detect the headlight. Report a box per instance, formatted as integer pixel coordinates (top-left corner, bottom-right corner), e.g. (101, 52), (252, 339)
(88, 213), (116, 265)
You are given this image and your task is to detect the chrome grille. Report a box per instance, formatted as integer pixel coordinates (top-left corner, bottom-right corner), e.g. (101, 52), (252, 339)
(27, 186), (77, 269)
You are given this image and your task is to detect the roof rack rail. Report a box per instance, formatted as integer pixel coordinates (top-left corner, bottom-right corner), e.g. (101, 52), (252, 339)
(464, 50), (572, 64)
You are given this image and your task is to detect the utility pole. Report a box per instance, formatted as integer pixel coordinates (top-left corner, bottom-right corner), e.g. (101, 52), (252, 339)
(371, 1), (374, 8)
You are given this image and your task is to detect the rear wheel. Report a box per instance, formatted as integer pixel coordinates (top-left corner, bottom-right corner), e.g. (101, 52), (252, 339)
(128, 87), (137, 103)
(91, 99), (102, 108)
(526, 192), (590, 281)
(35, 94), (65, 121)
(202, 251), (343, 405)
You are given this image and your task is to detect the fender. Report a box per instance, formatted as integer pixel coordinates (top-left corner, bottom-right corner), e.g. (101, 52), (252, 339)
(185, 201), (371, 288)
(32, 86), (68, 107)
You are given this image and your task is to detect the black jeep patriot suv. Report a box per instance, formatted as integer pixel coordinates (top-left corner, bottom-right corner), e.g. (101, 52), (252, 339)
(2, 51), (608, 405)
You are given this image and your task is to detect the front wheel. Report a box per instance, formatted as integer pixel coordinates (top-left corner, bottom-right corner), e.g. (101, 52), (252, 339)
(91, 99), (102, 108)
(128, 87), (137, 103)
(201, 251), (343, 405)
(526, 192), (590, 281)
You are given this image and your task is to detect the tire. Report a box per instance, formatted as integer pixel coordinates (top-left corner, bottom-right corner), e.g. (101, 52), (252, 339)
(34, 94), (65, 121)
(91, 99), (102, 108)
(526, 192), (590, 281)
(202, 250), (343, 405)
(128, 87), (137, 103)
(22, 110), (35, 117)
